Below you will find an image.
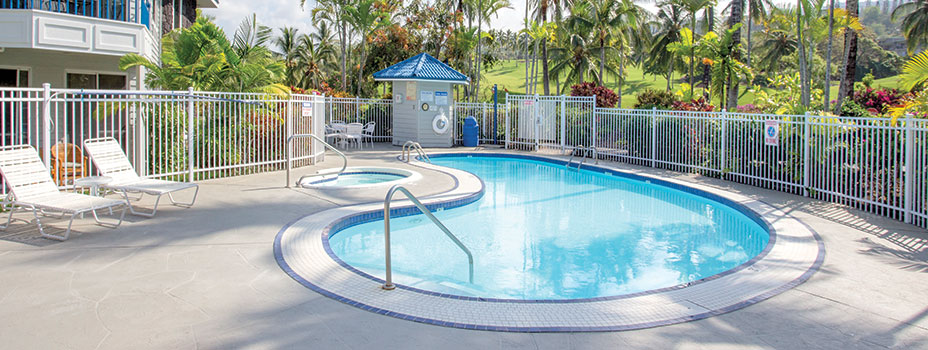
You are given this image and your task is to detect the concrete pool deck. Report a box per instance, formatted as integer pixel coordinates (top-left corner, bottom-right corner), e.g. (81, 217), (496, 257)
(0, 144), (926, 349)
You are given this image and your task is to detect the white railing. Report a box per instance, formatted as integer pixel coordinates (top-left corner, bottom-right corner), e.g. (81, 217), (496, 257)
(325, 97), (392, 142)
(501, 95), (928, 230)
(0, 85), (325, 191)
(3, 86), (924, 230)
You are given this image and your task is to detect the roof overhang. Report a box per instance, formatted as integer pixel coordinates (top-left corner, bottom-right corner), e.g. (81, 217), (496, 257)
(373, 77), (469, 85)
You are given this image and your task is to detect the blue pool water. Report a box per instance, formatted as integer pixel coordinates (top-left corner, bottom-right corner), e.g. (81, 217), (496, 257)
(328, 155), (769, 300)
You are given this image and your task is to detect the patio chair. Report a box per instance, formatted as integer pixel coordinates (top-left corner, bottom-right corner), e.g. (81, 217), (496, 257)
(83, 137), (198, 217)
(337, 123), (363, 149)
(50, 142), (89, 186)
(0, 145), (126, 241)
(361, 122), (377, 148)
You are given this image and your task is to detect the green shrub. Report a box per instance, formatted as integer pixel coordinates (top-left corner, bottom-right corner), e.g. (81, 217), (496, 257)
(633, 89), (678, 110)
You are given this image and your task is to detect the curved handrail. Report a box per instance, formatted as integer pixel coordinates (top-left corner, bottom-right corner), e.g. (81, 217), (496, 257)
(382, 185), (474, 290)
(286, 133), (347, 188)
(401, 141), (431, 163)
(565, 145), (598, 169)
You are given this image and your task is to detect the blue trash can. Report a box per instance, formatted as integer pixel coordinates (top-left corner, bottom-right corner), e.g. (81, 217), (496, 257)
(463, 116), (479, 147)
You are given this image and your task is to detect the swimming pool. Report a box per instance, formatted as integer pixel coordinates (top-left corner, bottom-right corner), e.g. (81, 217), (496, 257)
(328, 155), (770, 300)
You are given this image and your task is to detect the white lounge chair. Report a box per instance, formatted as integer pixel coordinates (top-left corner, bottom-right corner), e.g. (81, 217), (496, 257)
(0, 145), (126, 241)
(83, 137), (199, 217)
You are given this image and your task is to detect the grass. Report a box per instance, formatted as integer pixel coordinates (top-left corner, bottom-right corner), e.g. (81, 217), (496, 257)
(481, 60), (904, 108)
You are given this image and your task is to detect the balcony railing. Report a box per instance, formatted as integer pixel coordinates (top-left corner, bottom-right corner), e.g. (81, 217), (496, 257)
(0, 0), (151, 28)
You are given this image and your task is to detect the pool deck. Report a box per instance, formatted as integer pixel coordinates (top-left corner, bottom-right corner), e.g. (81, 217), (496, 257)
(1, 144), (926, 349)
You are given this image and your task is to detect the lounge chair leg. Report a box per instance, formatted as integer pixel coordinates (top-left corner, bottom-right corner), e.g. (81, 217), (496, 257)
(39, 209), (71, 241)
(167, 185), (199, 208)
(0, 206), (15, 231)
(91, 206), (126, 228)
(128, 193), (161, 217)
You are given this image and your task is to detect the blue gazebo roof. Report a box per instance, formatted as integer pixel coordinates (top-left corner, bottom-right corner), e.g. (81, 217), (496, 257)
(373, 53), (470, 84)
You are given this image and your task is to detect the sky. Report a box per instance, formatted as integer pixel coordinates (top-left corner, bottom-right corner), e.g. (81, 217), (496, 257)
(202, 0), (530, 38)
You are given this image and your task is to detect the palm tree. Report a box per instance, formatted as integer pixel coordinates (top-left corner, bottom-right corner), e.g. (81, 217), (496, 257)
(835, 0), (859, 113)
(727, 0), (744, 109)
(274, 27), (301, 87)
(648, 1), (687, 91)
(305, 0), (351, 91)
(295, 34), (336, 89)
(345, 0), (392, 95)
(548, 21), (606, 91)
(697, 24), (752, 107)
(675, 0), (715, 89)
(900, 50), (928, 90)
(473, 0), (512, 101)
(757, 30), (797, 71)
(745, 0), (770, 67)
(891, 0), (928, 54)
(824, 0), (835, 110)
(119, 16), (286, 94)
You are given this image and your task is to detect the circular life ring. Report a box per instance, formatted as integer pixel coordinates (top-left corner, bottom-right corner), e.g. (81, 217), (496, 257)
(432, 113), (450, 134)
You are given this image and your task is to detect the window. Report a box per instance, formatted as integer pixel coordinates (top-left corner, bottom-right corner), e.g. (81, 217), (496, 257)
(0, 69), (29, 88)
(66, 73), (127, 90)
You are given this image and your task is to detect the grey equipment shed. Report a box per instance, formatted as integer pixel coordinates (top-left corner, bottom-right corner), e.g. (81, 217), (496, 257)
(373, 53), (469, 148)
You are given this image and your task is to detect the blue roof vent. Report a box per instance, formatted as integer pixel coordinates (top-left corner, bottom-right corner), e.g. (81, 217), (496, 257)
(373, 53), (470, 84)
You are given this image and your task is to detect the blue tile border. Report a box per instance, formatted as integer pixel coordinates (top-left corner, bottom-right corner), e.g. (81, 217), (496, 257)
(273, 152), (825, 332)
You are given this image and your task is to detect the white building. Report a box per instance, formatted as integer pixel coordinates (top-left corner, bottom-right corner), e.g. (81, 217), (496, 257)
(0, 0), (219, 90)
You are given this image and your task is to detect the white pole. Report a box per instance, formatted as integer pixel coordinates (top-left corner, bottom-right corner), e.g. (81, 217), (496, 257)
(803, 112), (812, 197)
(42, 83), (51, 169)
(651, 107), (657, 167)
(720, 109), (727, 178)
(904, 113), (915, 224)
(187, 87), (195, 182)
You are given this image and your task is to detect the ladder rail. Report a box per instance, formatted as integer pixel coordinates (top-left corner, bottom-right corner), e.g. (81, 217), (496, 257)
(402, 141), (431, 163)
(382, 185), (474, 290)
(286, 134), (347, 188)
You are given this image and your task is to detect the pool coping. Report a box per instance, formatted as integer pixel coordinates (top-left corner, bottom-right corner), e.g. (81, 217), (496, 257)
(275, 152), (825, 332)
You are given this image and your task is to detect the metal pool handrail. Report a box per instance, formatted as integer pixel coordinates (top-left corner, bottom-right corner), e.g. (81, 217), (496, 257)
(286, 134), (347, 188)
(382, 185), (474, 290)
(566, 145), (598, 169)
(401, 141), (431, 163)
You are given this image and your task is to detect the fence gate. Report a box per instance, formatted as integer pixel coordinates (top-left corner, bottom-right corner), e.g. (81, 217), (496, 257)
(505, 95), (595, 153)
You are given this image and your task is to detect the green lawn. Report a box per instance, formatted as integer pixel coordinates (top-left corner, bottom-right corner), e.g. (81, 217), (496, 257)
(482, 60), (903, 108)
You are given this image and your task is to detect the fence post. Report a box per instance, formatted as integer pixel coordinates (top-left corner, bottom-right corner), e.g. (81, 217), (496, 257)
(187, 87), (195, 182)
(904, 113), (915, 224)
(720, 109), (727, 178)
(803, 112), (811, 197)
(505, 97), (510, 148)
(533, 94), (539, 151)
(560, 95), (567, 153)
(355, 96), (361, 123)
(286, 94), (294, 183)
(591, 95), (597, 152)
(650, 107), (657, 168)
(42, 83), (52, 169)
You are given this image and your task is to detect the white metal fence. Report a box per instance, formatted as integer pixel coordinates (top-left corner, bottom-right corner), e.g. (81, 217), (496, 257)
(0, 86), (325, 190)
(325, 97), (392, 142)
(2, 86), (924, 230)
(502, 95), (927, 229)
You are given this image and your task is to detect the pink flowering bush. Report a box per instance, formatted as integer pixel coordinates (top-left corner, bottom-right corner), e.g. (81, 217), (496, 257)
(851, 88), (905, 114)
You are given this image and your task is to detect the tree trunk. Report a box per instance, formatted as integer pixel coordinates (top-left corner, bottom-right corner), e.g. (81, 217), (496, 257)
(541, 0), (550, 95)
(746, 2), (752, 67)
(618, 59), (624, 108)
(667, 54), (674, 91)
(690, 17), (696, 89)
(727, 0), (743, 110)
(797, 0), (811, 107)
(824, 0), (835, 110)
(357, 43), (365, 96)
(703, 7), (714, 98)
(835, 0), (858, 113)
(340, 22), (347, 91)
(474, 1), (483, 103)
(600, 42), (606, 85)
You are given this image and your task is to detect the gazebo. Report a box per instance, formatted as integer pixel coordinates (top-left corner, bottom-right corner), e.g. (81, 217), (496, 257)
(373, 53), (470, 148)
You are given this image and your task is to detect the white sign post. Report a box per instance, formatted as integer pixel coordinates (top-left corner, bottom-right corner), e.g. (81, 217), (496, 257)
(764, 120), (779, 146)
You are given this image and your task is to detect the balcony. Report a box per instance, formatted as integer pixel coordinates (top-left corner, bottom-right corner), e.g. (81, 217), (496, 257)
(0, 0), (153, 57)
